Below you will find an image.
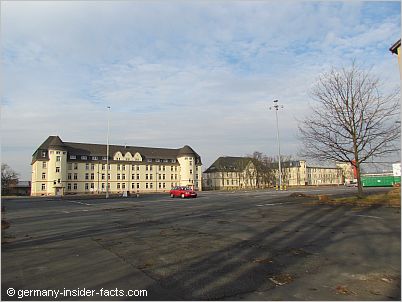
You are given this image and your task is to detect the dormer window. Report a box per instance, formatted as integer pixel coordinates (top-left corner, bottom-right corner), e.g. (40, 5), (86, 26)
(42, 151), (46, 157)
(92, 156), (98, 160)
(147, 159), (152, 163)
(70, 155), (76, 159)
(102, 156), (107, 160)
(82, 156), (87, 160)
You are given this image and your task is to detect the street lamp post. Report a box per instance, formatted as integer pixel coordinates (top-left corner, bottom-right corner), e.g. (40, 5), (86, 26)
(270, 100), (284, 190)
(106, 106), (110, 199)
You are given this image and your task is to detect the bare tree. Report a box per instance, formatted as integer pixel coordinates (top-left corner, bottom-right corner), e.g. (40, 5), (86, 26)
(1, 164), (19, 195)
(298, 63), (400, 197)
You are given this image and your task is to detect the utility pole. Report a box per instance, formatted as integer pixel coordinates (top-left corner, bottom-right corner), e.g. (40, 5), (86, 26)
(106, 106), (110, 199)
(270, 100), (284, 190)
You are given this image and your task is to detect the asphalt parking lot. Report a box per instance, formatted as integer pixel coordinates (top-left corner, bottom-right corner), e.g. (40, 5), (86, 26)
(2, 187), (401, 300)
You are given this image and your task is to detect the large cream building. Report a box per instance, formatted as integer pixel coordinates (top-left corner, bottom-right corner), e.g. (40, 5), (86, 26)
(31, 136), (202, 196)
(203, 157), (345, 190)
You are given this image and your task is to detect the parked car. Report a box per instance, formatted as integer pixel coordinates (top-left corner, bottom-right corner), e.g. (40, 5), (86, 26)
(169, 186), (197, 198)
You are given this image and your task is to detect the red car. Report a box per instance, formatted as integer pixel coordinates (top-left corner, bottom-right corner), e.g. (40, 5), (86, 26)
(169, 186), (197, 198)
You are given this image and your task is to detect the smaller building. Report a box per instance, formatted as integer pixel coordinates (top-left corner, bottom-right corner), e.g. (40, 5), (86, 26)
(203, 157), (344, 190)
(202, 157), (258, 190)
(7, 181), (32, 196)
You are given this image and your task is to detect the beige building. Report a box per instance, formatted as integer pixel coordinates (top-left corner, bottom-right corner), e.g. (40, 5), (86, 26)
(202, 157), (258, 190)
(31, 136), (202, 196)
(203, 157), (344, 190)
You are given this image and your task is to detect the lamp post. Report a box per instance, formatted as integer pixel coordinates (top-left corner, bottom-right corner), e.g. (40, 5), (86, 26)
(270, 100), (284, 190)
(106, 106), (110, 199)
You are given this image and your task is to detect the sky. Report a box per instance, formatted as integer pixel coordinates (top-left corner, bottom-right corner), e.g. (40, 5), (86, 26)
(1, 1), (401, 180)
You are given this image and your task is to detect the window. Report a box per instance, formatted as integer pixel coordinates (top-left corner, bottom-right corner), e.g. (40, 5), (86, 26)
(56, 156), (61, 162)
(91, 173), (94, 180)
(150, 174), (153, 180)
(91, 164), (95, 170)
(122, 165), (125, 171)
(159, 183), (162, 189)
(146, 183), (149, 189)
(108, 173), (110, 180)
(117, 183), (121, 189)
(101, 183), (105, 189)
(137, 174), (140, 180)
(146, 174), (149, 180)
(117, 164), (120, 170)
(85, 173), (89, 180)
(56, 167), (60, 173)
(50, 151), (54, 154)
(122, 174), (126, 180)
(68, 173), (72, 180)
(86, 163), (89, 170)
(155, 159), (160, 163)
(163, 183), (166, 189)
(150, 165), (153, 171)
(74, 163), (78, 170)
(70, 155), (76, 159)
(132, 183), (135, 189)
(102, 174), (105, 180)
(67, 183), (71, 190)
(42, 173), (46, 179)
(68, 163), (72, 170)
(73, 183), (77, 190)
(147, 159), (152, 163)
(159, 174), (161, 180)
(102, 156), (107, 160)
(172, 159), (176, 163)
(132, 174), (135, 180)
(74, 173), (78, 180)
(163, 159), (169, 163)
(163, 174), (166, 180)
(91, 183), (94, 189)
(150, 183), (153, 189)
(190, 169), (193, 174)
(92, 156), (98, 160)
(122, 183), (126, 189)
(81, 156), (87, 160)
(117, 174), (121, 180)
(42, 162), (47, 169)
(56, 151), (60, 155)
(137, 166), (140, 171)
(171, 166), (174, 172)
(42, 151), (46, 157)
(41, 184), (46, 190)
(85, 183), (89, 190)
(137, 183), (140, 189)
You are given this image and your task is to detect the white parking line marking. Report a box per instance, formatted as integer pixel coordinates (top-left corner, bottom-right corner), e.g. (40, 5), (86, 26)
(348, 214), (383, 219)
(65, 200), (93, 206)
(256, 202), (294, 207)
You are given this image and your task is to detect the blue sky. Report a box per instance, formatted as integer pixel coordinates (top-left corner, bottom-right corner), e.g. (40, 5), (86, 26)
(1, 1), (401, 180)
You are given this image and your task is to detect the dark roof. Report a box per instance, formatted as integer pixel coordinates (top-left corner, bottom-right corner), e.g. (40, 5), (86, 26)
(32, 136), (201, 164)
(204, 156), (253, 173)
(390, 39), (401, 54)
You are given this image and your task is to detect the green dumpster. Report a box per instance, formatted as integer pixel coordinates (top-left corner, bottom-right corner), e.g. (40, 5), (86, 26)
(361, 175), (401, 187)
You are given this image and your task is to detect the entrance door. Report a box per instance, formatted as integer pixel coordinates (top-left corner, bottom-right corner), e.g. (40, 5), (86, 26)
(55, 188), (63, 196)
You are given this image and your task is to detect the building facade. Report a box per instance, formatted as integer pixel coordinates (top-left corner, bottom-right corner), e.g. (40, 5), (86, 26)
(203, 157), (345, 190)
(202, 157), (258, 190)
(31, 136), (202, 196)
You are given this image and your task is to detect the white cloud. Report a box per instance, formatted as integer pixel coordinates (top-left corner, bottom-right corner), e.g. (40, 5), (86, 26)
(1, 1), (400, 179)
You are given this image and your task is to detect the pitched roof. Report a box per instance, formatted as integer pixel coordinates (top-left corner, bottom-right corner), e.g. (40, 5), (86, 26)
(390, 39), (401, 54)
(204, 156), (253, 173)
(32, 136), (201, 164)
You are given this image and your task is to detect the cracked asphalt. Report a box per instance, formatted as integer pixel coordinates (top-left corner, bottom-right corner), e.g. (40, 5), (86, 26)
(2, 187), (400, 300)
